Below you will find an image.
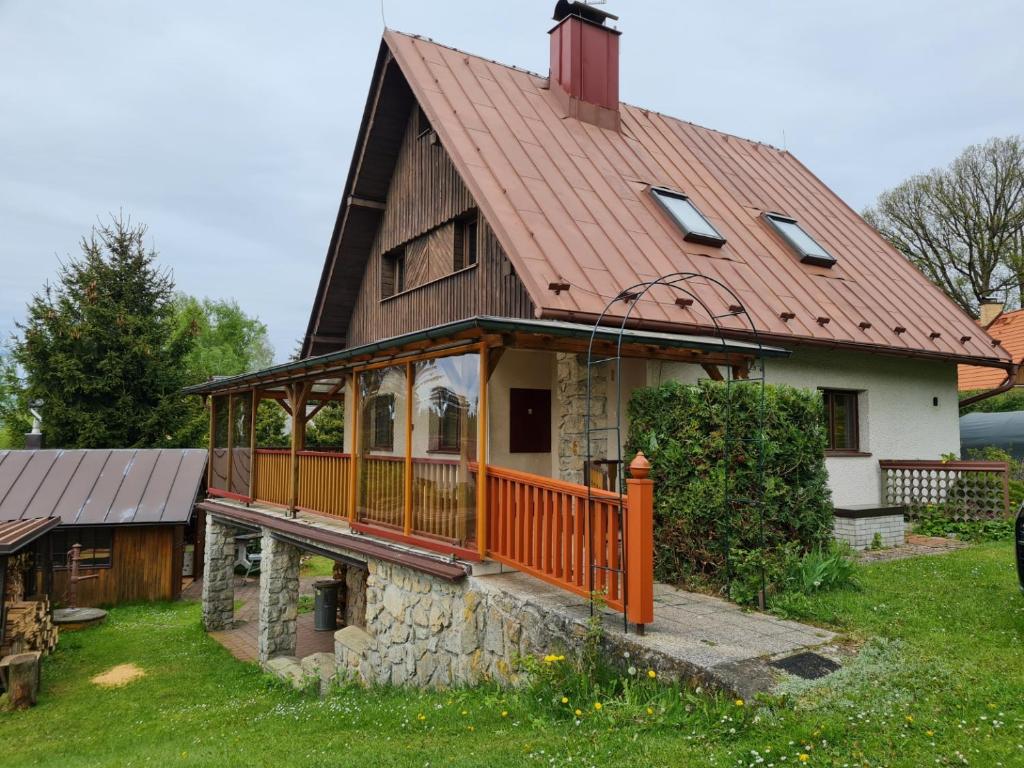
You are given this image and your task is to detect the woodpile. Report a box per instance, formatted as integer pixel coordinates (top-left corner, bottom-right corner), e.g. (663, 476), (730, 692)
(2, 553), (58, 658)
(2, 597), (59, 657)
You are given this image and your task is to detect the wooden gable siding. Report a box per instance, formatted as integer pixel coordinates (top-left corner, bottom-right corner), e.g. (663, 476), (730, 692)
(346, 105), (534, 347)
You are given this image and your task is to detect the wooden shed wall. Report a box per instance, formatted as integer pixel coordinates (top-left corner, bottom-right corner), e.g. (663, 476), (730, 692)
(49, 525), (183, 607)
(346, 105), (534, 347)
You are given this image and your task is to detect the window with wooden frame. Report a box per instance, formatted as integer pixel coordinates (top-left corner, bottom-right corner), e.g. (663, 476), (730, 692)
(365, 393), (396, 451)
(453, 214), (478, 271)
(381, 247), (406, 299)
(822, 389), (860, 453)
(427, 386), (463, 453)
(49, 527), (113, 569)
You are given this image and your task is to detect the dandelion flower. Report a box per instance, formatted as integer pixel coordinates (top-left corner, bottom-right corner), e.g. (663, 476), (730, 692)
(574, 709), (583, 717)
(647, 669), (657, 679)
(594, 702), (603, 711)
(627, 666), (637, 676)
(417, 713), (426, 721)
(646, 707), (654, 715)
(735, 699), (745, 707)
(561, 696), (569, 704)
(501, 711), (508, 718)
(926, 729), (934, 736)
(798, 754), (809, 763)
(906, 715), (914, 723)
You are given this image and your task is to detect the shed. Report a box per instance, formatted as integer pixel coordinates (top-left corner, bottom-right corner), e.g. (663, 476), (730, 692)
(0, 449), (207, 606)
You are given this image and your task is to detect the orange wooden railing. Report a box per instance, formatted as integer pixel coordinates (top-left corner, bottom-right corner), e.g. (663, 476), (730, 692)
(253, 449), (291, 506)
(298, 451), (351, 518)
(359, 455), (405, 527)
(485, 465), (627, 611)
(411, 458), (474, 541)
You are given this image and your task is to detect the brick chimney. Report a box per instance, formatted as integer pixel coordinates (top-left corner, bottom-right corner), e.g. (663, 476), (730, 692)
(549, 1), (621, 130)
(979, 297), (1004, 327)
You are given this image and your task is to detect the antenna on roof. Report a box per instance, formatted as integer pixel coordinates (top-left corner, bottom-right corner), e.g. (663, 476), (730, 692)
(380, 0), (387, 29)
(782, 129), (788, 152)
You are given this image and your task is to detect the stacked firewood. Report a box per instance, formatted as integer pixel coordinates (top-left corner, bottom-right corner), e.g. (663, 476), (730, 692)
(2, 554), (59, 657)
(1, 598), (58, 657)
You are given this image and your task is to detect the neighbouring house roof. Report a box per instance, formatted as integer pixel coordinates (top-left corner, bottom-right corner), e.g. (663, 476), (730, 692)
(0, 517), (60, 556)
(183, 314), (790, 396)
(958, 309), (1024, 390)
(0, 449), (207, 526)
(304, 30), (1011, 369)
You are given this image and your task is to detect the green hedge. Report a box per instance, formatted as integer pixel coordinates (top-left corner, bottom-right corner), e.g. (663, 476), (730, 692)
(626, 380), (833, 588)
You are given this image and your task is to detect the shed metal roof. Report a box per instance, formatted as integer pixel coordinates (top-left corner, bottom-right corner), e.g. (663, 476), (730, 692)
(0, 449), (206, 526)
(305, 30), (1011, 369)
(959, 310), (1024, 390)
(0, 517), (60, 555)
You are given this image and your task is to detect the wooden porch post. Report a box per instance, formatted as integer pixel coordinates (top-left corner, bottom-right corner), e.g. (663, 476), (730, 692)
(249, 390), (262, 502)
(287, 383), (311, 517)
(403, 362), (414, 536)
(206, 396), (214, 489)
(625, 452), (654, 632)
(225, 395), (235, 494)
(476, 342), (489, 559)
(348, 373), (361, 523)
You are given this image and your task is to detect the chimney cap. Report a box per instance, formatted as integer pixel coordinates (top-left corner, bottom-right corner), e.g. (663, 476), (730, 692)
(553, 1), (618, 25)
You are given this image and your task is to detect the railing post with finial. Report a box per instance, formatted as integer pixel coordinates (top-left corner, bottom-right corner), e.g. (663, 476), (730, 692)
(626, 451), (654, 632)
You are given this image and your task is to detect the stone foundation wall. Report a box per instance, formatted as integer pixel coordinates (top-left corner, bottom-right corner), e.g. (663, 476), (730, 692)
(335, 560), (586, 688)
(201, 517), (236, 631)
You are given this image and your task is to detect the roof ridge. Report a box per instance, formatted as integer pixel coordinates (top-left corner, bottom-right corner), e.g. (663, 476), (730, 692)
(386, 28), (785, 155)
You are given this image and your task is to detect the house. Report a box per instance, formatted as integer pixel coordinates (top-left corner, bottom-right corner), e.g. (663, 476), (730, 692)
(959, 300), (1024, 393)
(187, 3), (1010, 685)
(0, 448), (207, 606)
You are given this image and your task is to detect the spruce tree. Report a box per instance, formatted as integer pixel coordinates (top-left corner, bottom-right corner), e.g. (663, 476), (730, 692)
(14, 215), (194, 448)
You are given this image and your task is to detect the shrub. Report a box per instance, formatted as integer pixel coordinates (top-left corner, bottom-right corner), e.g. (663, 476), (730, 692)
(626, 380), (833, 590)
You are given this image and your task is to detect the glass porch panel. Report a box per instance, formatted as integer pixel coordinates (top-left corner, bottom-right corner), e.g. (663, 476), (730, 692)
(356, 365), (406, 527)
(229, 393), (252, 496)
(411, 353), (479, 544)
(210, 394), (230, 492)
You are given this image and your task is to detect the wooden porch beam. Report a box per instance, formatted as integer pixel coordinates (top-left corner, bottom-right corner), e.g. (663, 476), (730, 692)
(701, 364), (724, 381)
(304, 377), (348, 423)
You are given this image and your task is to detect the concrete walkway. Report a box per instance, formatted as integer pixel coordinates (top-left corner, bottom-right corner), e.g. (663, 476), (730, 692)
(479, 572), (836, 699)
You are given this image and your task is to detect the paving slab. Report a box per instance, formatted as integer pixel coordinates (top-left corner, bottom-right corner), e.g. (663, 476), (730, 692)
(480, 572), (837, 700)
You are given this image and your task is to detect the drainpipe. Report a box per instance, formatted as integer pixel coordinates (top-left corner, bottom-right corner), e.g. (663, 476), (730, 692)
(959, 363), (1021, 410)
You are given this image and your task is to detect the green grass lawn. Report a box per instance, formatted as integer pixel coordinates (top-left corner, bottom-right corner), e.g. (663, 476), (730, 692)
(2, 543), (1023, 767)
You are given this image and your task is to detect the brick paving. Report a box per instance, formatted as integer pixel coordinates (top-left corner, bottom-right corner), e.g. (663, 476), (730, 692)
(857, 533), (970, 563)
(185, 574), (336, 662)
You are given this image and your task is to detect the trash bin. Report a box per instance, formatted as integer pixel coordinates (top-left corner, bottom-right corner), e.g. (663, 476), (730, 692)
(313, 579), (343, 631)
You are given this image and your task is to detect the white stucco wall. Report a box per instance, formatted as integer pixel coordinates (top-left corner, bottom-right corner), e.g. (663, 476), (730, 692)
(648, 349), (961, 507)
(487, 349), (558, 476)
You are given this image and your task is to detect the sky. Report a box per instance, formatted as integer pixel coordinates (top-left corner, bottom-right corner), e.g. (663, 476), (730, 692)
(1, 0), (1022, 364)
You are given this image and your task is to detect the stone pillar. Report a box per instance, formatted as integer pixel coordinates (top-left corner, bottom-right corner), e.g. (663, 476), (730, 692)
(556, 352), (607, 484)
(257, 532), (301, 662)
(201, 517), (236, 631)
(345, 567), (368, 628)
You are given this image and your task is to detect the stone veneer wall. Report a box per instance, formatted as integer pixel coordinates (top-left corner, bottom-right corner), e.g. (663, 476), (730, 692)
(555, 352), (607, 484)
(257, 533), (301, 661)
(336, 560), (586, 687)
(201, 517), (236, 631)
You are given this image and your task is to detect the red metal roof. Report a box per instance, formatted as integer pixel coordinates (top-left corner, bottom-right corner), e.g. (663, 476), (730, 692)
(0, 517), (60, 555)
(959, 310), (1024, 390)
(379, 30), (1009, 367)
(0, 449), (206, 526)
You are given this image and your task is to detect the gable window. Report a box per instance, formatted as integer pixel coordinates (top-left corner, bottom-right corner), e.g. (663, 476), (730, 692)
(650, 187), (726, 247)
(365, 393), (396, 451)
(50, 527), (113, 569)
(453, 215), (478, 271)
(822, 389), (860, 453)
(764, 213), (836, 268)
(428, 386), (464, 453)
(381, 247), (406, 298)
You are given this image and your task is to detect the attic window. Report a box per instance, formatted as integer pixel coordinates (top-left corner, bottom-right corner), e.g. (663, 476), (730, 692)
(650, 187), (725, 247)
(764, 213), (836, 268)
(453, 214), (478, 270)
(381, 247), (405, 299)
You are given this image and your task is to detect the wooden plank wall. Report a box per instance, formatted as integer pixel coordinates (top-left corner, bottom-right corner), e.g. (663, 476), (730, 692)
(49, 525), (182, 607)
(346, 104), (534, 347)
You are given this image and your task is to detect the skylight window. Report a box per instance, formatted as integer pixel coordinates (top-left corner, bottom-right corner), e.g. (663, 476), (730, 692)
(650, 187), (725, 247)
(764, 213), (836, 268)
